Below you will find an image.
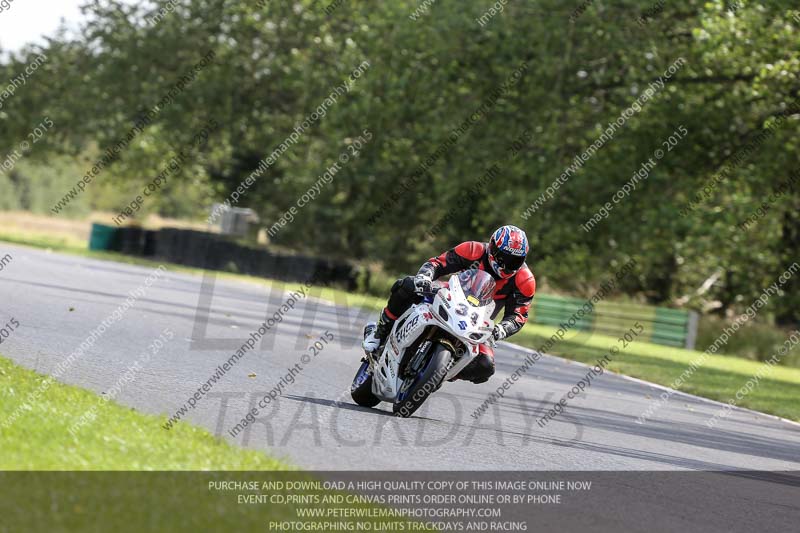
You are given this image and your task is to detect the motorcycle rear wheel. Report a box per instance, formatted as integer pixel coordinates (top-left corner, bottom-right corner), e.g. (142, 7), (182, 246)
(393, 343), (452, 418)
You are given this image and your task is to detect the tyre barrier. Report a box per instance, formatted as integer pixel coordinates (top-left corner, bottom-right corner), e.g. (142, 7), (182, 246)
(93, 226), (360, 289)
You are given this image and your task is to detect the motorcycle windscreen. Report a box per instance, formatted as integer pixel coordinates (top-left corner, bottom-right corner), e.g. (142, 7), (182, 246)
(456, 269), (496, 306)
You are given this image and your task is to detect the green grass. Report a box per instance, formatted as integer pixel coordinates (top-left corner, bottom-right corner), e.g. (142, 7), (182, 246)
(0, 355), (430, 531)
(514, 324), (800, 422)
(3, 229), (799, 422)
(0, 228), (88, 251)
(0, 355), (290, 470)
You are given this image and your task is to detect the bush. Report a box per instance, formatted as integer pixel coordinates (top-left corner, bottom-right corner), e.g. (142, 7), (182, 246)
(697, 315), (800, 367)
(358, 265), (397, 299)
(6, 156), (91, 218)
(0, 174), (21, 210)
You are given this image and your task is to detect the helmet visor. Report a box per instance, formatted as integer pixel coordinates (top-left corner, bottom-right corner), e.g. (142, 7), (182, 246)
(495, 249), (525, 272)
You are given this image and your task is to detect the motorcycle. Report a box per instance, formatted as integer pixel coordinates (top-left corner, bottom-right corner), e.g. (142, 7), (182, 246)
(350, 269), (496, 417)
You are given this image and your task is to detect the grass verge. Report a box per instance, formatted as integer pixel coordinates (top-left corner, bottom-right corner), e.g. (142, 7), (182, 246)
(514, 324), (800, 422)
(0, 354), (290, 470)
(0, 354), (429, 531)
(2, 230), (798, 422)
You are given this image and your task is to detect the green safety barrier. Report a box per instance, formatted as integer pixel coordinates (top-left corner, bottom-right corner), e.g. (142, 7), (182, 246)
(530, 293), (698, 349)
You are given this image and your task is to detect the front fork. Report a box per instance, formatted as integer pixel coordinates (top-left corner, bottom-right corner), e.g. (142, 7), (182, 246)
(399, 327), (459, 378)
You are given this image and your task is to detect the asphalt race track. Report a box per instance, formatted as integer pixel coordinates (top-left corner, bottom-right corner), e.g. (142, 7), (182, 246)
(2, 243), (799, 471)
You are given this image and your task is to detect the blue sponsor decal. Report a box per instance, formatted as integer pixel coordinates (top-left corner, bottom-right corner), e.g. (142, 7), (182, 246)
(458, 320), (467, 330)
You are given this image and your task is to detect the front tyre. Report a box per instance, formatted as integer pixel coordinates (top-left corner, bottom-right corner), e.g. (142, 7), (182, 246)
(393, 343), (452, 418)
(351, 359), (381, 407)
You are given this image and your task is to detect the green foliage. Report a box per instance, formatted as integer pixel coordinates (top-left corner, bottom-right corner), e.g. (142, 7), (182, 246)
(0, 174), (20, 210)
(0, 0), (798, 328)
(697, 315), (800, 367)
(6, 156), (91, 217)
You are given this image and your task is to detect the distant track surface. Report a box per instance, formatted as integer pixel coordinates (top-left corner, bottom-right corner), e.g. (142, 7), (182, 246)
(2, 243), (799, 471)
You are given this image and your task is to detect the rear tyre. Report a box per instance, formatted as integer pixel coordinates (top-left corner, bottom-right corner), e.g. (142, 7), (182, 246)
(350, 360), (381, 407)
(393, 343), (452, 418)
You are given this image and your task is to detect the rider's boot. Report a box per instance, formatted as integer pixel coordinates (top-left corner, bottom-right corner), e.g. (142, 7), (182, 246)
(362, 308), (395, 359)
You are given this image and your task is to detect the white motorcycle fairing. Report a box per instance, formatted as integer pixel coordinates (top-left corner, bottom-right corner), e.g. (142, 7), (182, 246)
(370, 274), (495, 403)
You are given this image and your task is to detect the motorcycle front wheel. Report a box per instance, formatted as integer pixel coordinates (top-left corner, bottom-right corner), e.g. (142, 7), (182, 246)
(350, 359), (381, 407)
(393, 342), (452, 418)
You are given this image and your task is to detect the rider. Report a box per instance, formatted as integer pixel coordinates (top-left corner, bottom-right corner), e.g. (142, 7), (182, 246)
(362, 225), (536, 384)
